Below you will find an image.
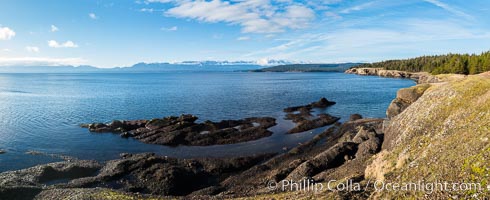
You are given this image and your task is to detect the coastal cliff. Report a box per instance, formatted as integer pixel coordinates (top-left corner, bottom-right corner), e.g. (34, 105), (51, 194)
(366, 72), (490, 199)
(345, 67), (440, 84)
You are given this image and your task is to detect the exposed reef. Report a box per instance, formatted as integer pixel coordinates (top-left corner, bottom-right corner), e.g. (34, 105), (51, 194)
(283, 98), (340, 134)
(1, 113), (383, 199)
(81, 98), (340, 145)
(81, 115), (276, 146)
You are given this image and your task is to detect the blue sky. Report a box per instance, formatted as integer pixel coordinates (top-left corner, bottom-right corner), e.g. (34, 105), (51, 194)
(0, 0), (489, 68)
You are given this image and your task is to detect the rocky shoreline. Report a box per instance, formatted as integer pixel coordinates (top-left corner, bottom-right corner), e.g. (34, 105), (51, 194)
(345, 67), (441, 84)
(0, 113), (383, 199)
(2, 72), (488, 199)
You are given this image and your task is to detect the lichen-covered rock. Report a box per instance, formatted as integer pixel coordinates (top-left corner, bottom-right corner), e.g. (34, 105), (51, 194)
(397, 84), (431, 104)
(386, 98), (410, 120)
(368, 73), (490, 199)
(386, 84), (431, 119)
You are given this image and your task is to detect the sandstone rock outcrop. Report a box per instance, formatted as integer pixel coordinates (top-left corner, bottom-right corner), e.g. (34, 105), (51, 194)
(386, 84), (431, 119)
(345, 68), (441, 84)
(367, 73), (490, 199)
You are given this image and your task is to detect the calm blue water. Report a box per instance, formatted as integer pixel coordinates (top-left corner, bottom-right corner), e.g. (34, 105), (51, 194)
(0, 72), (414, 172)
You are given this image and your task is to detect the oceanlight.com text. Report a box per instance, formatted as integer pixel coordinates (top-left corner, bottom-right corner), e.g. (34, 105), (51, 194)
(267, 179), (486, 194)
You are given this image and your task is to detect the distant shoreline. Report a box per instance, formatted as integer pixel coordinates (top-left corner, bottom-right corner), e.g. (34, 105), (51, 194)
(249, 63), (362, 72)
(344, 67), (441, 84)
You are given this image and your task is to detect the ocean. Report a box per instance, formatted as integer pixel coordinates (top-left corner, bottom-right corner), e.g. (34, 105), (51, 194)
(0, 72), (415, 172)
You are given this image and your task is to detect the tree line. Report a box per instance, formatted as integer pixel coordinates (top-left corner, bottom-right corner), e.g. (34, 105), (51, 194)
(356, 51), (490, 75)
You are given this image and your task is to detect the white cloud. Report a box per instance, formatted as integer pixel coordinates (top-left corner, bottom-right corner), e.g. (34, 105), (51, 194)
(161, 26), (178, 31)
(212, 34), (223, 39)
(324, 11), (342, 20)
(145, 0), (174, 3)
(237, 36), (250, 41)
(0, 57), (86, 66)
(2, 48), (11, 52)
(50, 25), (59, 32)
(162, 0), (316, 33)
(48, 40), (79, 48)
(340, 1), (375, 14)
(0, 26), (16, 40)
(25, 46), (40, 53)
(256, 58), (269, 65)
(242, 19), (490, 62)
(423, 0), (473, 20)
(305, 29), (465, 61)
(89, 13), (98, 20)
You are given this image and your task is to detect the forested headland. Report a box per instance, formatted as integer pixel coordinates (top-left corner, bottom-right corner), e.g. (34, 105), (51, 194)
(355, 51), (490, 75)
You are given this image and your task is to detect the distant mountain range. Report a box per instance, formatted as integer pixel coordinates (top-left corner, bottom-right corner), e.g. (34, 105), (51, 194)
(250, 63), (363, 72)
(161, 59), (298, 66)
(0, 61), (362, 73)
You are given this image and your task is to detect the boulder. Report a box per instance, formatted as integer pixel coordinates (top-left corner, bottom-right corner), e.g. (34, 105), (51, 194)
(355, 136), (381, 158)
(396, 84), (431, 104)
(286, 142), (357, 180)
(311, 98), (336, 108)
(349, 114), (363, 121)
(386, 98), (410, 119)
(287, 114), (340, 134)
(0, 160), (101, 200)
(386, 84), (431, 119)
(283, 97), (336, 113)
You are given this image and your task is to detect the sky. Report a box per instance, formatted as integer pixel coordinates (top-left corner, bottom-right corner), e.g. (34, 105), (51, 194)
(0, 0), (490, 68)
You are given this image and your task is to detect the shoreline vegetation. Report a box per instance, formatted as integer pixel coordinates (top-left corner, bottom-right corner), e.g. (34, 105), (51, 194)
(344, 68), (441, 84)
(1, 60), (489, 199)
(354, 51), (490, 75)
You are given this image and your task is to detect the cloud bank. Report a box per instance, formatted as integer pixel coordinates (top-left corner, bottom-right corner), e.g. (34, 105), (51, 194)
(150, 0), (318, 33)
